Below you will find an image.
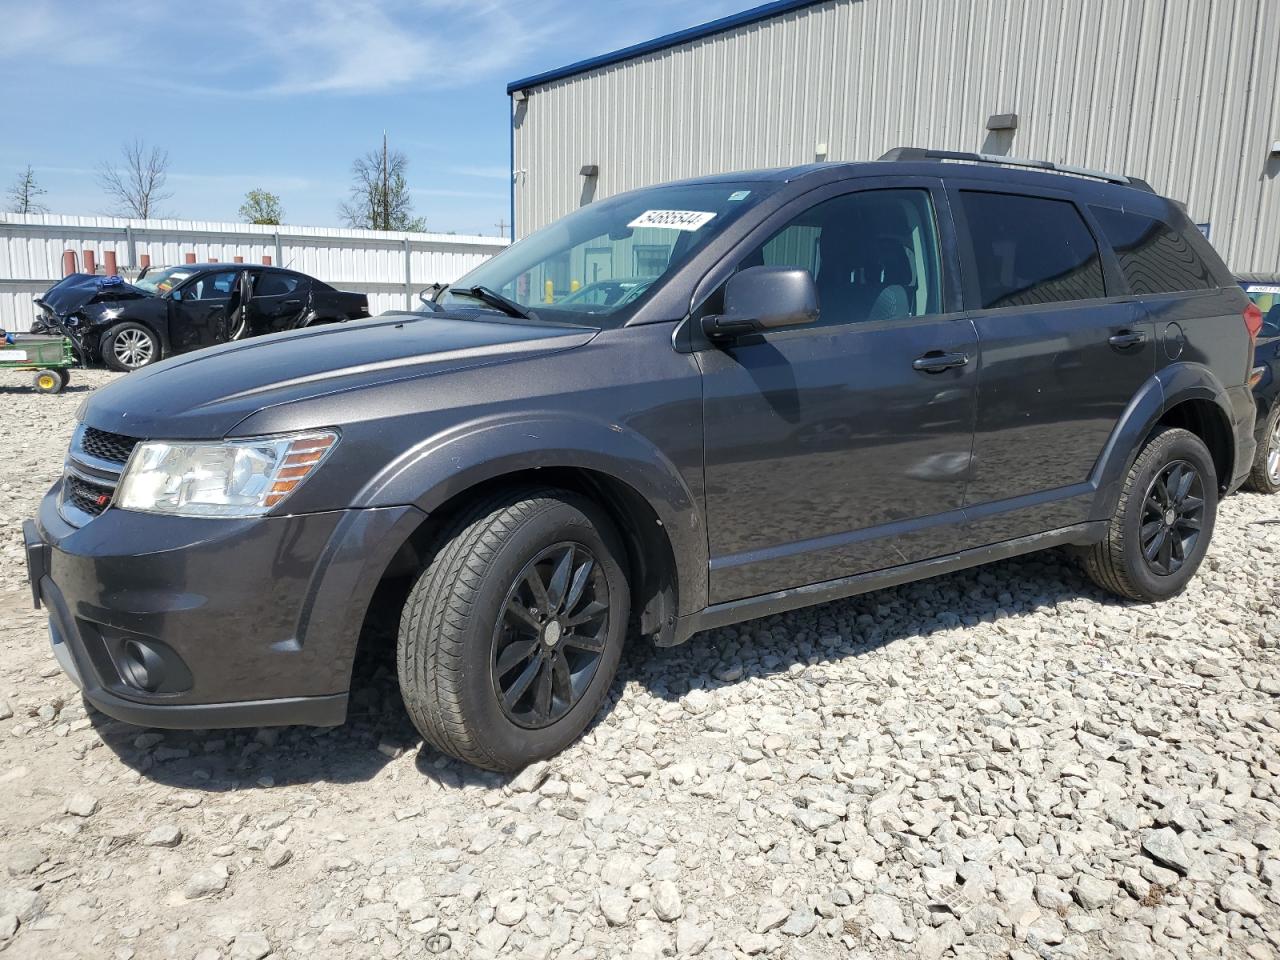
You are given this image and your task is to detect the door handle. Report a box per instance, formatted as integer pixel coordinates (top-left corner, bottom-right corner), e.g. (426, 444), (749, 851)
(912, 351), (970, 373)
(1108, 330), (1147, 349)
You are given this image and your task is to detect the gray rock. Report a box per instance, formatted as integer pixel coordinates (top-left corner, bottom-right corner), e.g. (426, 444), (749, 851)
(675, 920), (712, 955)
(780, 908), (817, 937)
(183, 865), (229, 900)
(600, 889), (630, 926)
(0, 889), (42, 924)
(756, 900), (789, 933)
(5, 845), (47, 877)
(1073, 875), (1115, 910)
(651, 879), (683, 921)
(0, 914), (16, 941)
(65, 794), (99, 818)
(141, 824), (182, 848)
(1006, 899), (1040, 941)
(263, 841), (291, 869)
(1141, 827), (1192, 875)
(495, 890), (526, 926)
(476, 923), (510, 952)
(509, 761), (551, 793)
(230, 931), (270, 960)
(1218, 884), (1264, 918)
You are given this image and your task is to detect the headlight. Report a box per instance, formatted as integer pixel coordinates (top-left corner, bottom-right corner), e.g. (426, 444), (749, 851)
(116, 431), (338, 518)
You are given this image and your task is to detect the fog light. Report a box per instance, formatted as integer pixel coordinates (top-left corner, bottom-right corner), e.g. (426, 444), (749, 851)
(119, 640), (165, 693)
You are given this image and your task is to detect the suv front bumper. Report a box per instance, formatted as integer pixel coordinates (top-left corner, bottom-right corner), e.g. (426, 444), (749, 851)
(25, 484), (423, 730)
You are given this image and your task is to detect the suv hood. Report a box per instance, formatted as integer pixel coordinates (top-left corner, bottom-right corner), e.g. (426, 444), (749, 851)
(81, 312), (598, 439)
(36, 273), (151, 318)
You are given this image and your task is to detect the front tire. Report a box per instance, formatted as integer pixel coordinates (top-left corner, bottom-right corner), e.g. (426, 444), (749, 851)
(1084, 427), (1218, 602)
(1245, 405), (1280, 494)
(398, 488), (630, 772)
(101, 322), (160, 371)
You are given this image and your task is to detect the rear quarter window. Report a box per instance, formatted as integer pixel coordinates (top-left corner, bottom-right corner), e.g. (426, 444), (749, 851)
(957, 191), (1106, 309)
(1089, 206), (1219, 295)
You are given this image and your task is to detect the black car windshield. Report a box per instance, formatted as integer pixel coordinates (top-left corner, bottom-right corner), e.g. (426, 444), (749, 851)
(133, 267), (194, 296)
(441, 181), (776, 326)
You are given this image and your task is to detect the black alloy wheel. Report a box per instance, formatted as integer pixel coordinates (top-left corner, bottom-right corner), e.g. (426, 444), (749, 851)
(398, 487), (629, 771)
(1139, 460), (1205, 576)
(492, 542), (611, 729)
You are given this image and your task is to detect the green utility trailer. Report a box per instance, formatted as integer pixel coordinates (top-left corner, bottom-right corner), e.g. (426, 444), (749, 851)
(0, 334), (75, 394)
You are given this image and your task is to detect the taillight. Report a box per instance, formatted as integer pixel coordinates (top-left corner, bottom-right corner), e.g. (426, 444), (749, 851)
(1245, 302), (1264, 342)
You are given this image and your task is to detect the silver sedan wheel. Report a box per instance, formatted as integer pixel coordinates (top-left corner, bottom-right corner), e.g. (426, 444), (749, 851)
(113, 329), (155, 368)
(1269, 416), (1280, 485)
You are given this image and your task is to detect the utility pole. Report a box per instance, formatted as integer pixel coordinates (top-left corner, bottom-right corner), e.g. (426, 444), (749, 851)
(494, 217), (508, 238)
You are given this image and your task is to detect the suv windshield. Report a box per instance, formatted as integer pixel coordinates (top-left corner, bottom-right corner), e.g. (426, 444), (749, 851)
(442, 181), (776, 326)
(133, 267), (193, 296)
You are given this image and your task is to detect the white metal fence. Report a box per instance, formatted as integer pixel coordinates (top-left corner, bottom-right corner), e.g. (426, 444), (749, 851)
(0, 213), (509, 332)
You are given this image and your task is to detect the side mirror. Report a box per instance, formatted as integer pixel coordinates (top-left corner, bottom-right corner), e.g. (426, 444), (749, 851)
(702, 266), (819, 340)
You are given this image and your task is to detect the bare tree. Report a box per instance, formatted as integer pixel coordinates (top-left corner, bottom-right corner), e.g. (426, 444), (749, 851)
(6, 165), (48, 214)
(339, 133), (425, 232)
(98, 139), (172, 219)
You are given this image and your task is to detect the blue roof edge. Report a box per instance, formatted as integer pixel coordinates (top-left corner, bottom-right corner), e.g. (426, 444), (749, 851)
(506, 0), (827, 94)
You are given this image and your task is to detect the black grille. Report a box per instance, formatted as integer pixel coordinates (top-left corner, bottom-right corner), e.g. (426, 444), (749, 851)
(81, 427), (140, 465)
(65, 474), (114, 517)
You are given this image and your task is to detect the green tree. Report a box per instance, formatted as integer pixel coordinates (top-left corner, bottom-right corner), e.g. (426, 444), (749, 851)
(239, 189), (284, 225)
(338, 133), (425, 232)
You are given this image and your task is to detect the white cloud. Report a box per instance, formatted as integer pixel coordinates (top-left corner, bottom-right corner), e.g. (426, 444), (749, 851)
(0, 0), (760, 98)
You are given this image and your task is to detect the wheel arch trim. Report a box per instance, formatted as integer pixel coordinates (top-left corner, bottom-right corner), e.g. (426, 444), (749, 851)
(1091, 362), (1238, 517)
(353, 415), (708, 619)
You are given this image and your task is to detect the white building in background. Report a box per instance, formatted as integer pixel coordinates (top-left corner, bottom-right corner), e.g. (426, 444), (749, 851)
(0, 214), (507, 331)
(507, 0), (1280, 275)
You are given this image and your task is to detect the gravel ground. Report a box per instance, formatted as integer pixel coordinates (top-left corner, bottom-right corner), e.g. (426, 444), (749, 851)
(1, 369), (1278, 960)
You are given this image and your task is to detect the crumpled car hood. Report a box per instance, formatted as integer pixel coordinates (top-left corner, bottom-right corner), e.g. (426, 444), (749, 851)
(36, 274), (151, 317)
(80, 312), (598, 438)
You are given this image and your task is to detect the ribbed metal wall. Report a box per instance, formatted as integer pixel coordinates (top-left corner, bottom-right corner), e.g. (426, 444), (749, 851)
(0, 214), (508, 332)
(513, 0), (1280, 274)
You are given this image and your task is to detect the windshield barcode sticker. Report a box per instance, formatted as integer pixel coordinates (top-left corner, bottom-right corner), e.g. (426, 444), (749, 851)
(628, 210), (717, 232)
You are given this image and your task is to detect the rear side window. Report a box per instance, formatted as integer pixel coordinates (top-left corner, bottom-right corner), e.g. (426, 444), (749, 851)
(1089, 206), (1218, 294)
(254, 273), (301, 297)
(958, 191), (1106, 309)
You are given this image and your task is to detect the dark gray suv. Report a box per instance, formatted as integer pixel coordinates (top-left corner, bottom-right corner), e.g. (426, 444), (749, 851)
(24, 149), (1260, 771)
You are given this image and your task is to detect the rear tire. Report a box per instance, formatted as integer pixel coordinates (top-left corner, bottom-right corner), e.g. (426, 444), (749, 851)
(397, 488), (630, 772)
(101, 322), (160, 371)
(1084, 427), (1217, 602)
(55, 368), (71, 387)
(1245, 405), (1280, 494)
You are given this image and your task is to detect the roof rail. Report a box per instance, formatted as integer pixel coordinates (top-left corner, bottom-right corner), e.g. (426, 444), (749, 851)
(878, 147), (1154, 192)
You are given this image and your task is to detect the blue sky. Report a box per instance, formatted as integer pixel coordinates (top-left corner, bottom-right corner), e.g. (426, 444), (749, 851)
(0, 0), (748, 236)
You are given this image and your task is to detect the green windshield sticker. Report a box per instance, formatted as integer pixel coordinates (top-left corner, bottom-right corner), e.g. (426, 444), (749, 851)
(727, 190), (751, 201)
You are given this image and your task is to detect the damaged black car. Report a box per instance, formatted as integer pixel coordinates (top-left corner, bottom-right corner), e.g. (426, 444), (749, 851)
(32, 264), (369, 371)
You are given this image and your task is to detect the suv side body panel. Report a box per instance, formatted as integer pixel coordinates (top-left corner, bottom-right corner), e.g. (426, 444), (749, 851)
(690, 177), (980, 602)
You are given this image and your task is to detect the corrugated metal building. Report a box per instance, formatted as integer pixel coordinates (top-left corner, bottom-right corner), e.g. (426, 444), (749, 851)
(507, 0), (1280, 274)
